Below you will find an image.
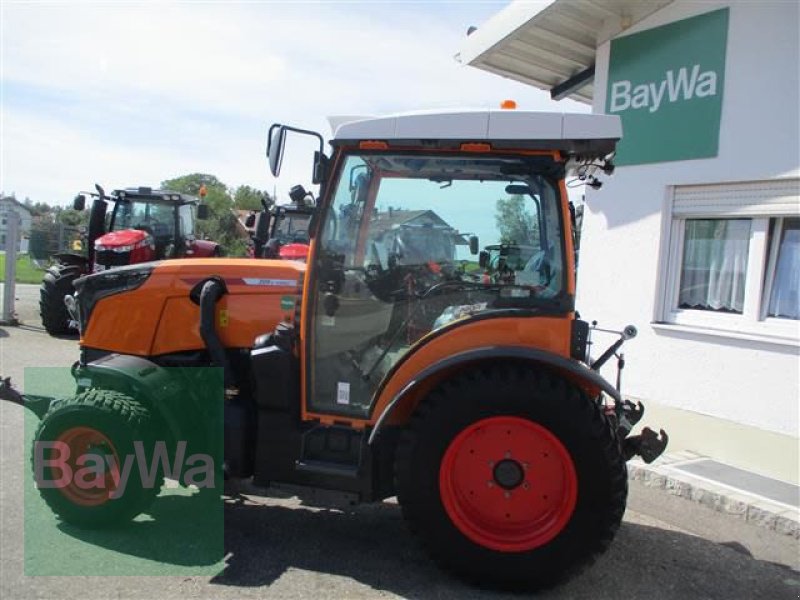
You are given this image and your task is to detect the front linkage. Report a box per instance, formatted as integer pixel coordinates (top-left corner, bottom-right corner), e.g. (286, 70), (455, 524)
(587, 324), (669, 465)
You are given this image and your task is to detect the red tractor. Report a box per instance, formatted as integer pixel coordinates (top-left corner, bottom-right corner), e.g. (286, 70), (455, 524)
(248, 184), (314, 261)
(39, 185), (219, 335)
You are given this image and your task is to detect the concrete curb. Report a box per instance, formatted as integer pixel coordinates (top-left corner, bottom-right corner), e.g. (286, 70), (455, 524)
(627, 451), (799, 539)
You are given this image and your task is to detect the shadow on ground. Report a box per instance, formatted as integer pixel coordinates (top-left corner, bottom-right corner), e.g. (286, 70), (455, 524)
(50, 485), (797, 598)
(214, 492), (796, 599)
(55, 490), (222, 569)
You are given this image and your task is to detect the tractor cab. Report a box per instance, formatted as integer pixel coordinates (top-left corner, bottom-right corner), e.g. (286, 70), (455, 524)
(92, 188), (209, 270)
(267, 111), (621, 418)
(250, 186), (314, 260)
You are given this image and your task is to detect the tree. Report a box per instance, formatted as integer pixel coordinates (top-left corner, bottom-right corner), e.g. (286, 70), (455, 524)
(161, 173), (232, 214)
(495, 195), (537, 246)
(23, 198), (53, 217)
(160, 173), (248, 257)
(233, 185), (271, 210)
(57, 208), (88, 227)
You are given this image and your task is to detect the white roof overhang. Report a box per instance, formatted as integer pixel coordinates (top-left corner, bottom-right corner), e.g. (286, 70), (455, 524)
(455, 0), (674, 104)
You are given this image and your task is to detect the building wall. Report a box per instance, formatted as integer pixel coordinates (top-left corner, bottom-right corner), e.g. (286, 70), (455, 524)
(0, 198), (33, 252)
(578, 1), (799, 438)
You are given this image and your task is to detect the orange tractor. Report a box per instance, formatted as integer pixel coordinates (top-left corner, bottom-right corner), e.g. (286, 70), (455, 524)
(11, 109), (668, 589)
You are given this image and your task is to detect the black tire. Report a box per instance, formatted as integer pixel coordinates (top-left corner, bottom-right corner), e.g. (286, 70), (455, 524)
(32, 389), (164, 528)
(39, 262), (81, 335)
(394, 365), (627, 590)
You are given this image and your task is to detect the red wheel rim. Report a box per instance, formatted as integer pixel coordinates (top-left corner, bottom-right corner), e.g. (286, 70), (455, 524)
(439, 416), (577, 552)
(52, 426), (120, 506)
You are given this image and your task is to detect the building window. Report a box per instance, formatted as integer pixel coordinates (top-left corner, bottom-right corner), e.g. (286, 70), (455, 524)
(659, 180), (799, 341)
(764, 217), (800, 320)
(678, 219), (750, 314)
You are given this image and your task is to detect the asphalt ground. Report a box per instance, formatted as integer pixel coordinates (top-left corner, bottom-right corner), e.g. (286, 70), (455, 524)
(0, 288), (798, 599)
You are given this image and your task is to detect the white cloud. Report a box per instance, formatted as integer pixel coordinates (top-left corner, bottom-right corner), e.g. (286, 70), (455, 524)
(1, 2), (589, 203)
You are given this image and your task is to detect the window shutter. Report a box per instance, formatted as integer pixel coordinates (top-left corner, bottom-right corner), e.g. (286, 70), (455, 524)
(673, 179), (800, 217)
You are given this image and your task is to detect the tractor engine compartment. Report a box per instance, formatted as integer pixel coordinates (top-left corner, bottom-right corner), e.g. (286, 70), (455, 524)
(74, 258), (305, 358)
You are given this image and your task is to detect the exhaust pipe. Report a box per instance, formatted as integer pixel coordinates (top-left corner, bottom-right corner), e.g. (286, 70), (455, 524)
(198, 278), (233, 388)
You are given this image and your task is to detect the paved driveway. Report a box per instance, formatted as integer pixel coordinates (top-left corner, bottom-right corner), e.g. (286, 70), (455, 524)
(0, 318), (797, 599)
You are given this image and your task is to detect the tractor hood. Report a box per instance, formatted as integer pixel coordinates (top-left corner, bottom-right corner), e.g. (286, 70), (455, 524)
(78, 258), (306, 358)
(94, 229), (150, 249)
(279, 243), (310, 261)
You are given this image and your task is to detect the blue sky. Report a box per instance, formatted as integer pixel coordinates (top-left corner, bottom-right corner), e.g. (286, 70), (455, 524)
(1, 1), (586, 205)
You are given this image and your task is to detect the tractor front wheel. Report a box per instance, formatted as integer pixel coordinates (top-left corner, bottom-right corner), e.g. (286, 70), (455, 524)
(39, 262), (81, 335)
(32, 389), (163, 528)
(394, 365), (627, 590)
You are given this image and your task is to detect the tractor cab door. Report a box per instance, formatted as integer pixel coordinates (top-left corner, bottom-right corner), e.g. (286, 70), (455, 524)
(304, 151), (569, 421)
(307, 156), (388, 418)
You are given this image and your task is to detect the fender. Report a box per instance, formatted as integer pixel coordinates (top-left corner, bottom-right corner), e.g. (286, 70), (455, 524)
(75, 353), (219, 456)
(368, 345), (620, 444)
(53, 252), (88, 268)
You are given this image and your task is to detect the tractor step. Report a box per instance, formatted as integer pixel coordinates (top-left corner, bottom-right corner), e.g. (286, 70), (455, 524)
(295, 459), (359, 478)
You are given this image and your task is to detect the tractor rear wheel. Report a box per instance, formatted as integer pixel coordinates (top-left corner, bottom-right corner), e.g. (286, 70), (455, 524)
(394, 365), (627, 590)
(32, 389), (164, 528)
(39, 262), (81, 335)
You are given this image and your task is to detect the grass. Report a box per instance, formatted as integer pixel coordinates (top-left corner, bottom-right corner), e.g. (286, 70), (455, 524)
(0, 253), (47, 284)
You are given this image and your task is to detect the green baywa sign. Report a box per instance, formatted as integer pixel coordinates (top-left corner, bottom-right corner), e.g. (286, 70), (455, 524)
(605, 8), (729, 166)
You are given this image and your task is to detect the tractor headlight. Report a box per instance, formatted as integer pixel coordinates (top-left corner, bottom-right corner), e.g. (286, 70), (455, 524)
(73, 263), (157, 327)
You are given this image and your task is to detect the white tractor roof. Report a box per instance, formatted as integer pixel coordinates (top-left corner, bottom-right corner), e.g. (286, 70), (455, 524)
(331, 109), (620, 143)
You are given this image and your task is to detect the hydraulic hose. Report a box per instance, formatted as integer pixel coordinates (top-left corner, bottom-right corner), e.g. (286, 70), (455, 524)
(199, 278), (232, 387)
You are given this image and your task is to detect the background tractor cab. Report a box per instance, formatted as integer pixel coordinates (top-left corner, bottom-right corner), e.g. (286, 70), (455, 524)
(38, 185), (217, 335)
(248, 184), (314, 260)
(74, 186), (216, 270)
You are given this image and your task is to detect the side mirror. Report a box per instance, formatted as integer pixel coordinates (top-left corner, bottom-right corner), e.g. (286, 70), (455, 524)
(479, 250), (489, 269)
(505, 183), (530, 196)
(244, 212), (256, 228)
(267, 124), (287, 177)
(469, 235), (479, 255)
(197, 204), (210, 220)
(73, 194), (86, 211)
(312, 151), (328, 185)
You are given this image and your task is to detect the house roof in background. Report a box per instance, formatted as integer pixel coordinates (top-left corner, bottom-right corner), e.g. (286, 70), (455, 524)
(0, 196), (33, 216)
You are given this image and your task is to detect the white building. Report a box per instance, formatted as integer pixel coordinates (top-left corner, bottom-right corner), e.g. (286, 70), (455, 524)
(459, 0), (799, 484)
(0, 196), (33, 253)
